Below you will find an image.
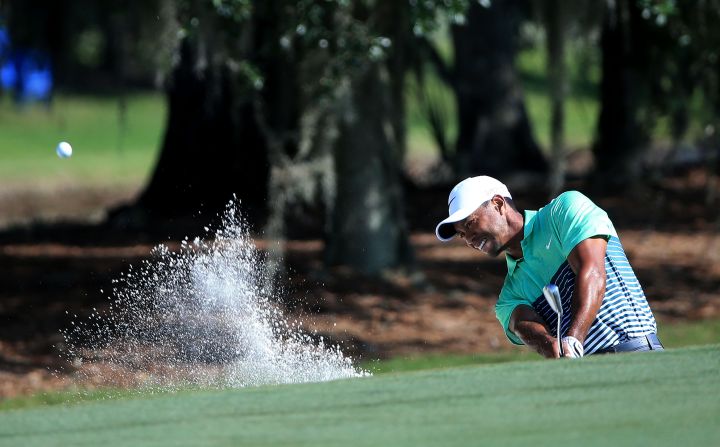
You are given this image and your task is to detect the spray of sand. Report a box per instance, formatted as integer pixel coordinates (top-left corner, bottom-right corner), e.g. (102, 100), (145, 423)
(61, 202), (367, 391)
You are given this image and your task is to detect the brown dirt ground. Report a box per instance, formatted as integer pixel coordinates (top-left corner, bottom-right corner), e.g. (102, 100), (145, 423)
(0, 168), (719, 399)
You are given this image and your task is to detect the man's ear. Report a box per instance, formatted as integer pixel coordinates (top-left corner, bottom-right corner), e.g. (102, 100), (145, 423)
(491, 194), (505, 213)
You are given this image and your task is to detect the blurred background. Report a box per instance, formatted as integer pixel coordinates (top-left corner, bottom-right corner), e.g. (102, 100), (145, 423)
(0, 0), (719, 398)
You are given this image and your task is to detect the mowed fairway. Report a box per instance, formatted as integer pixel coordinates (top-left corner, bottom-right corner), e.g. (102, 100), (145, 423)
(1, 346), (718, 447)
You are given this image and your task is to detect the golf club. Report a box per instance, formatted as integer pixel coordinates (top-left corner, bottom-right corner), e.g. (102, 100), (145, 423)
(543, 283), (563, 357)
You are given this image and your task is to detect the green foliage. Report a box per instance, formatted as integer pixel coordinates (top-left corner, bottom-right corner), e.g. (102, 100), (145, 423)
(409, 0), (475, 36)
(406, 38), (601, 157)
(0, 345), (717, 446)
(638, 0), (678, 22)
(626, 0), (720, 142)
(517, 44), (600, 150)
(405, 66), (458, 157)
(211, 0), (253, 21)
(73, 29), (105, 69)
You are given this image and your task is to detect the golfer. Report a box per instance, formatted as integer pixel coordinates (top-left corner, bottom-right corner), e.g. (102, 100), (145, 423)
(435, 176), (663, 358)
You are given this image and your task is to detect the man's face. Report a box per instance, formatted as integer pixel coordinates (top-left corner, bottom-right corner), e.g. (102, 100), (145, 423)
(452, 198), (508, 257)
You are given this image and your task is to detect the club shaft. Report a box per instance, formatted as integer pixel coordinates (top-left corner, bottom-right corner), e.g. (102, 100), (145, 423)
(552, 286), (563, 357)
(543, 284), (564, 357)
(557, 319), (563, 357)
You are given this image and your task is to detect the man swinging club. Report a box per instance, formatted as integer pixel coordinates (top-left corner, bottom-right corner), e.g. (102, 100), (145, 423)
(435, 176), (663, 358)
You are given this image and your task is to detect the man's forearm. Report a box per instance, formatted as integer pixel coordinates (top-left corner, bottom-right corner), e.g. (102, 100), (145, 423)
(567, 267), (605, 343)
(566, 237), (609, 345)
(513, 320), (558, 358)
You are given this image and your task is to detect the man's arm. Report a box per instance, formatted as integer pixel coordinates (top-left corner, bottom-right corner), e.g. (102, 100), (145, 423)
(509, 305), (560, 358)
(509, 237), (608, 359)
(565, 236), (608, 347)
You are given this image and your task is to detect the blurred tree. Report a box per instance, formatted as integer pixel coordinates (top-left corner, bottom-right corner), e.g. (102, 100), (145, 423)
(636, 0), (720, 203)
(324, 1), (490, 273)
(539, 0), (568, 197)
(592, 0), (651, 189)
(139, 0), (472, 274)
(324, 2), (415, 273)
(593, 0), (720, 192)
(531, 0), (603, 196)
(421, 0), (547, 178)
(136, 0), (271, 222)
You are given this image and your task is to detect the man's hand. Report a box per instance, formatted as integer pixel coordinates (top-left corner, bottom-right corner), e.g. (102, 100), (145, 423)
(561, 336), (584, 358)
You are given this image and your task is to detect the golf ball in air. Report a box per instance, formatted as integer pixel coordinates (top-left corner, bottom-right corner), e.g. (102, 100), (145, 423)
(56, 141), (73, 158)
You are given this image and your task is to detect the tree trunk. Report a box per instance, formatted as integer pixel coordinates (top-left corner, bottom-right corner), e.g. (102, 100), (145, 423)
(452, 0), (547, 178)
(325, 63), (413, 274)
(544, 0), (567, 197)
(324, 2), (414, 274)
(135, 38), (270, 226)
(592, 0), (646, 190)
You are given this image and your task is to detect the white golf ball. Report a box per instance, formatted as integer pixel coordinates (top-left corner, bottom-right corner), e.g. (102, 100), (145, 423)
(56, 141), (73, 158)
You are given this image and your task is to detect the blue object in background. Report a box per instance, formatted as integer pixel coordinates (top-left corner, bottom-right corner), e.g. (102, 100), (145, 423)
(0, 27), (53, 103)
(0, 27), (14, 88)
(0, 27), (8, 53)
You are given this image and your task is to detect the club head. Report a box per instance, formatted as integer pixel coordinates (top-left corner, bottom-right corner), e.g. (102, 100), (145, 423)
(542, 283), (563, 316)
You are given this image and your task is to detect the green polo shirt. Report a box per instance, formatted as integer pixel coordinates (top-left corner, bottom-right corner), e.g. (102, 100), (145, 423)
(495, 191), (618, 344)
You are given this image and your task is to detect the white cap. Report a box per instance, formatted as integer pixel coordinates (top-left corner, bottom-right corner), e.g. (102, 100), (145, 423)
(435, 176), (512, 241)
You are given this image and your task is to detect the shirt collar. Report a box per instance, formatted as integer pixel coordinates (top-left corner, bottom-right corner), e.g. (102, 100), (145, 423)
(523, 209), (538, 239)
(505, 209), (537, 276)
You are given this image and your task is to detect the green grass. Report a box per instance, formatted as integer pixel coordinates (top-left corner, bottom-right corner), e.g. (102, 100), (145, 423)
(660, 318), (720, 348)
(2, 317), (716, 413)
(365, 349), (539, 374)
(0, 92), (165, 188)
(363, 317), (720, 375)
(0, 345), (717, 446)
(0, 387), (141, 412)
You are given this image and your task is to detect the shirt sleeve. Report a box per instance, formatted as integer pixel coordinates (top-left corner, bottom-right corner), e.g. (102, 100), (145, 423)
(495, 288), (525, 345)
(549, 191), (618, 258)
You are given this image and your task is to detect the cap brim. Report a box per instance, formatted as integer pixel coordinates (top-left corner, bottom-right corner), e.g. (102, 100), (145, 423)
(435, 206), (476, 242)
